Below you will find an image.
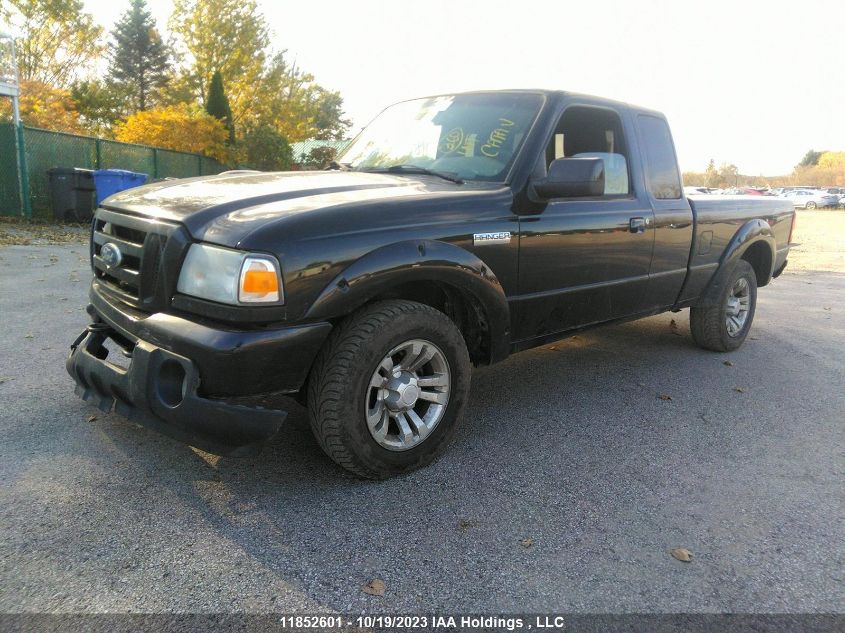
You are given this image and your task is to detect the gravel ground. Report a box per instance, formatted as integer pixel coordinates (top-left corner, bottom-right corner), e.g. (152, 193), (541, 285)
(0, 214), (843, 617)
(789, 209), (845, 272)
(0, 217), (88, 247)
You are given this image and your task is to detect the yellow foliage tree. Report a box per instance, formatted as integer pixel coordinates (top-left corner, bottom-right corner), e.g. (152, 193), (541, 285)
(0, 80), (83, 133)
(169, 0), (268, 122)
(817, 152), (845, 170)
(113, 104), (229, 160)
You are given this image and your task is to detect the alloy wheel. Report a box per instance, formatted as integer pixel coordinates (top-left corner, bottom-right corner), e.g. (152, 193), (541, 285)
(725, 277), (751, 337)
(365, 339), (451, 451)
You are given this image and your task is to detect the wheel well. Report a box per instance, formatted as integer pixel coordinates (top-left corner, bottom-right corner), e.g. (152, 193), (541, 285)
(369, 280), (491, 366)
(741, 241), (773, 287)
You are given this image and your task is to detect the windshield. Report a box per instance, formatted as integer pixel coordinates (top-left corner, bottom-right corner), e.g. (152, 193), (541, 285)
(339, 93), (544, 182)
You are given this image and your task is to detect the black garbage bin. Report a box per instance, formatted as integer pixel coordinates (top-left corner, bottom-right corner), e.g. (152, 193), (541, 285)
(48, 167), (96, 222)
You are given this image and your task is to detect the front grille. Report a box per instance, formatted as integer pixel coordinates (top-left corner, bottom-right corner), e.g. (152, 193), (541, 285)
(91, 208), (183, 311)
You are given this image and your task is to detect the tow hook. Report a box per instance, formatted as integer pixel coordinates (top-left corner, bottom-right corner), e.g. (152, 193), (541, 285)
(70, 322), (111, 352)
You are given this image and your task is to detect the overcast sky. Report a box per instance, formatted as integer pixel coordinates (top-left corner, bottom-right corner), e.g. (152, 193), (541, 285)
(81, 0), (843, 175)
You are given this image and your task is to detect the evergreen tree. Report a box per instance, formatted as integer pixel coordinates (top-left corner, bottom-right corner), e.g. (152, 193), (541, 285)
(108, 0), (170, 111)
(798, 149), (824, 168)
(205, 70), (235, 144)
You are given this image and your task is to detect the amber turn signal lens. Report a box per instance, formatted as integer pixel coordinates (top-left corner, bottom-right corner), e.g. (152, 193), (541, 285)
(242, 270), (278, 293)
(238, 256), (282, 303)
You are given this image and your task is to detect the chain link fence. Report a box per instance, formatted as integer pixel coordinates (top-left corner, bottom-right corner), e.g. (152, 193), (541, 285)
(0, 123), (21, 215)
(0, 123), (228, 218)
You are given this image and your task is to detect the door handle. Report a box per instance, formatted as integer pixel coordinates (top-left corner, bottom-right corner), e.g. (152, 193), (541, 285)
(629, 217), (646, 233)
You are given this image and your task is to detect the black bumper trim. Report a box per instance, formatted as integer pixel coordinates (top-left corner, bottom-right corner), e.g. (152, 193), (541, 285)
(67, 325), (287, 456)
(89, 281), (333, 396)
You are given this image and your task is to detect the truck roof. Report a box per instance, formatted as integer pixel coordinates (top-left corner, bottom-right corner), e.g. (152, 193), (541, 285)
(394, 89), (665, 119)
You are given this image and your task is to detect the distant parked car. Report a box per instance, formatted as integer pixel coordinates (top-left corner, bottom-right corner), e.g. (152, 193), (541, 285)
(779, 189), (839, 209)
(721, 187), (763, 196)
(684, 186), (711, 196)
(825, 187), (845, 207)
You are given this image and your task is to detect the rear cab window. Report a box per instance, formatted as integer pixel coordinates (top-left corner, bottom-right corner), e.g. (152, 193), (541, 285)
(637, 115), (682, 200)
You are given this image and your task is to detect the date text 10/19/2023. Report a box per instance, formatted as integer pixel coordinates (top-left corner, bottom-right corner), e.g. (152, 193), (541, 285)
(278, 615), (568, 630)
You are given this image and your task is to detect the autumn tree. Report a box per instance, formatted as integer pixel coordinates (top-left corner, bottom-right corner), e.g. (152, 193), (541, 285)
(169, 3), (350, 142)
(1, 0), (104, 87)
(70, 80), (134, 137)
(205, 70), (234, 144)
(239, 122), (292, 171)
(794, 151), (845, 187)
(705, 159), (719, 188)
(817, 151), (845, 170)
(717, 162), (739, 188)
(169, 0), (268, 119)
(255, 53), (351, 143)
(109, 0), (171, 111)
(308, 145), (338, 167)
(0, 79), (83, 132)
(311, 90), (351, 141)
(114, 103), (228, 160)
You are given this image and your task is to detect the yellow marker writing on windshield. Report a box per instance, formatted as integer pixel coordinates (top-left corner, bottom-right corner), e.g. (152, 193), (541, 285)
(481, 118), (515, 157)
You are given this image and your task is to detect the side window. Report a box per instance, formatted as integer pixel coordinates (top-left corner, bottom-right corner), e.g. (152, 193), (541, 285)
(545, 106), (630, 196)
(638, 115), (682, 199)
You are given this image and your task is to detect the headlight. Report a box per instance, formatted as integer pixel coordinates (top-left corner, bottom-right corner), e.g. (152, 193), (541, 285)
(176, 244), (283, 305)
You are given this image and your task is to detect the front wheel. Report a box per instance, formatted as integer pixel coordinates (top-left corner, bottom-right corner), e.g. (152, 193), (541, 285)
(307, 300), (471, 478)
(805, 201), (817, 209)
(690, 259), (758, 352)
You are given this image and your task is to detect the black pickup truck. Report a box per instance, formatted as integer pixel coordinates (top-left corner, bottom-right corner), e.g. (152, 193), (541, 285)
(67, 90), (795, 478)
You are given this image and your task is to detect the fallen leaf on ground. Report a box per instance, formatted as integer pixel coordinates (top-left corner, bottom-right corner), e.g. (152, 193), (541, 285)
(361, 578), (385, 596)
(823, 307), (831, 311)
(659, 394), (673, 401)
(24, 334), (34, 339)
(723, 360), (734, 367)
(670, 547), (693, 562)
(458, 519), (474, 531)
(734, 387), (746, 393)
(87, 415), (97, 423)
(521, 538), (534, 548)
(669, 319), (683, 335)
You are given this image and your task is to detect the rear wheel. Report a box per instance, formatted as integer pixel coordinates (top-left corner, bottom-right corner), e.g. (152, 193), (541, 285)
(806, 201), (817, 210)
(690, 259), (757, 352)
(307, 300), (471, 478)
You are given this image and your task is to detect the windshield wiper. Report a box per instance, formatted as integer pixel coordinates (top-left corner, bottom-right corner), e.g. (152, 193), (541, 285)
(363, 164), (464, 185)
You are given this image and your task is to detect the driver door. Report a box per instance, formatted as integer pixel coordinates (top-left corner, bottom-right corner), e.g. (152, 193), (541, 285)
(514, 104), (655, 342)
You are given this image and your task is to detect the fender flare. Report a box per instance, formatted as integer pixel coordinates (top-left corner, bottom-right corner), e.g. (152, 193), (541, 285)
(697, 219), (776, 306)
(305, 239), (511, 363)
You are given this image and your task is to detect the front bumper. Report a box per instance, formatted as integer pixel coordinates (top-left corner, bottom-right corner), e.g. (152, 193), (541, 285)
(66, 285), (333, 455)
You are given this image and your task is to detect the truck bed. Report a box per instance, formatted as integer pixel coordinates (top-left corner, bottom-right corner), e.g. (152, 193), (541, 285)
(682, 195), (795, 301)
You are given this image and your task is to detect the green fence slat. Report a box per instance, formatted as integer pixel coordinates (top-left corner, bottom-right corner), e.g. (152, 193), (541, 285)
(0, 123), (22, 216)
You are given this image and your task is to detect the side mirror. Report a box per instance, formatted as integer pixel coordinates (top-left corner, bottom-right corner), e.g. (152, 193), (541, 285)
(532, 157), (605, 199)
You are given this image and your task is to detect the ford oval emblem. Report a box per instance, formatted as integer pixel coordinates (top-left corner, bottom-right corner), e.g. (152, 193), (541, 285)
(100, 242), (123, 268)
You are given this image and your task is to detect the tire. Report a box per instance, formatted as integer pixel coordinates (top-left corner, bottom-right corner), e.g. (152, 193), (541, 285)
(307, 300), (471, 478)
(806, 201), (816, 209)
(690, 259), (757, 352)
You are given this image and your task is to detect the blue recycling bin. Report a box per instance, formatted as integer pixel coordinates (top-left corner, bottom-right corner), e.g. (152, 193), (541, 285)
(93, 169), (148, 206)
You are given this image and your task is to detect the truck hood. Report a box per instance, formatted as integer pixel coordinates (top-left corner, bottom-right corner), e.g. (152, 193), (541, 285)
(101, 170), (488, 246)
